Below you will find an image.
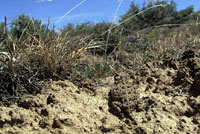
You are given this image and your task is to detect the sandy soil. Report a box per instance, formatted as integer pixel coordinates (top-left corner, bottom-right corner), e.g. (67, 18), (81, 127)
(0, 49), (200, 134)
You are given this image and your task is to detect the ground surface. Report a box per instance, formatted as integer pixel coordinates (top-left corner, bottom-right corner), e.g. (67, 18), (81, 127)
(0, 49), (200, 134)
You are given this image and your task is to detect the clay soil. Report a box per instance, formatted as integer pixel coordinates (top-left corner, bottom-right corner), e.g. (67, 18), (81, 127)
(0, 49), (200, 134)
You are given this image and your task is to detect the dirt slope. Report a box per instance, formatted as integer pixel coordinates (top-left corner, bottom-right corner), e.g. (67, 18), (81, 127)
(0, 49), (200, 134)
(0, 80), (127, 134)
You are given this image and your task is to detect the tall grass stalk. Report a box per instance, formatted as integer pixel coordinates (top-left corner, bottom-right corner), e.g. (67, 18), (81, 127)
(54, 0), (87, 25)
(67, 3), (169, 70)
(85, 4), (168, 52)
(105, 0), (124, 55)
(99, 4), (168, 39)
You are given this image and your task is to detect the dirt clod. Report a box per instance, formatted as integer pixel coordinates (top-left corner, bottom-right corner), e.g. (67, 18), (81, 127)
(0, 49), (200, 134)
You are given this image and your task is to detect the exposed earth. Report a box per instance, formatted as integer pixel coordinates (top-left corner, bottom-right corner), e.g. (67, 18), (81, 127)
(0, 49), (200, 134)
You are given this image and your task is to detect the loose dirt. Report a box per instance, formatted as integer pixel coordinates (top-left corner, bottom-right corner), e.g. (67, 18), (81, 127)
(0, 49), (200, 134)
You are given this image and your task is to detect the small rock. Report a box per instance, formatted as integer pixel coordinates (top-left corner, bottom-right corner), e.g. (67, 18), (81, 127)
(192, 117), (200, 124)
(47, 94), (58, 105)
(100, 125), (113, 132)
(135, 127), (147, 134)
(41, 108), (49, 116)
(39, 119), (49, 128)
(52, 118), (61, 128)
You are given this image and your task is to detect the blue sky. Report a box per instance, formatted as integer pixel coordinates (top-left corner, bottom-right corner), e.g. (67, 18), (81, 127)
(0, 0), (199, 29)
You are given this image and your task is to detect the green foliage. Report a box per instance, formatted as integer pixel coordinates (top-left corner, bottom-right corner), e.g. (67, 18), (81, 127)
(75, 21), (94, 35)
(176, 6), (195, 23)
(10, 14), (51, 43)
(10, 14), (31, 40)
(119, 2), (140, 35)
(78, 63), (111, 78)
(190, 24), (200, 35)
(60, 23), (74, 36)
(0, 22), (5, 42)
(119, 0), (198, 36)
(92, 21), (120, 44)
(0, 0), (198, 51)
(119, 0), (178, 34)
(0, 22), (7, 51)
(60, 21), (94, 36)
(60, 21), (120, 44)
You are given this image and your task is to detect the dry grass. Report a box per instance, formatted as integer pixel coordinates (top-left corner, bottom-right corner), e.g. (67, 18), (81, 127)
(154, 28), (200, 58)
(0, 20), (93, 101)
(0, 2), (199, 102)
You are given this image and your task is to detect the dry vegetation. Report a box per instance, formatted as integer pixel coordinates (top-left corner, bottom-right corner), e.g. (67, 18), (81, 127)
(0, 0), (200, 133)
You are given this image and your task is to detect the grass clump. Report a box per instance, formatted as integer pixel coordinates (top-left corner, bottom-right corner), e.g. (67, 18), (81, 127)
(0, 18), (89, 101)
